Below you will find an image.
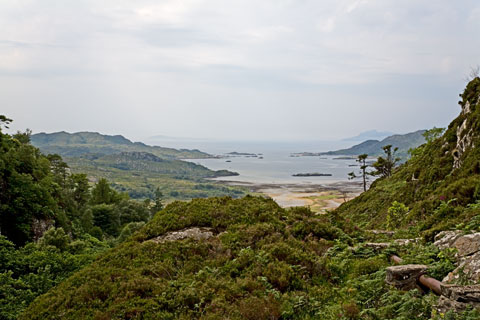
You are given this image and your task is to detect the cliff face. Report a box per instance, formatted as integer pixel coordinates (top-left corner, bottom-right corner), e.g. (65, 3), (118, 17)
(453, 78), (480, 169)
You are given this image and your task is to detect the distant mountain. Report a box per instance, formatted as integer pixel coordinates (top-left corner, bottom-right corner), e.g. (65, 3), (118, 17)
(342, 130), (395, 142)
(31, 131), (210, 159)
(321, 130), (426, 158)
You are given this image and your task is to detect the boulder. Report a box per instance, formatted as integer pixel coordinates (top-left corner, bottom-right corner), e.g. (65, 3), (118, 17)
(436, 232), (480, 284)
(434, 230), (463, 250)
(385, 264), (428, 291)
(150, 227), (214, 243)
(453, 233), (480, 257)
(435, 284), (480, 314)
(443, 251), (480, 283)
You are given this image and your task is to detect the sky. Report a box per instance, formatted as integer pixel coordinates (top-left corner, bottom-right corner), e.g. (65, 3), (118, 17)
(1, 0), (479, 142)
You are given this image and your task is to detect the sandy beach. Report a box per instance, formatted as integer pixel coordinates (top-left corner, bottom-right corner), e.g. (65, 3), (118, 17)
(219, 180), (364, 213)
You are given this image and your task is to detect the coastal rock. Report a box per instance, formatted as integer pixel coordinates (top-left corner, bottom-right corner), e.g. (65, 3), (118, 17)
(150, 227), (214, 244)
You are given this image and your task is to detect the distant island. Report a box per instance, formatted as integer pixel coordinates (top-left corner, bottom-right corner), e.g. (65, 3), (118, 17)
(292, 173), (333, 177)
(226, 152), (258, 157)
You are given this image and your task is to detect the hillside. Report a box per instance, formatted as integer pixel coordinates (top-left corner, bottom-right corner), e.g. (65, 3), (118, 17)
(20, 78), (480, 319)
(31, 132), (245, 201)
(320, 129), (426, 159)
(66, 152), (242, 200)
(335, 77), (480, 238)
(31, 131), (211, 159)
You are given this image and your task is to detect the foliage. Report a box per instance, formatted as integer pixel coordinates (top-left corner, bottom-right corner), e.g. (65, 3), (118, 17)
(386, 201), (409, 229)
(0, 234), (109, 319)
(372, 145), (400, 178)
(348, 154), (373, 192)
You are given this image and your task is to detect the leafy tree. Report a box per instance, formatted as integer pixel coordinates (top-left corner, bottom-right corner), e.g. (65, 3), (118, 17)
(372, 145), (400, 178)
(348, 154), (372, 192)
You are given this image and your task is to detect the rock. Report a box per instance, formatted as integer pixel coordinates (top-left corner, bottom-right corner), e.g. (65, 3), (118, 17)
(367, 230), (395, 236)
(435, 284), (480, 314)
(453, 233), (480, 257)
(364, 242), (390, 250)
(150, 227), (214, 244)
(443, 251), (480, 283)
(435, 296), (477, 314)
(434, 230), (463, 250)
(32, 218), (54, 242)
(437, 232), (480, 284)
(394, 238), (421, 246)
(385, 264), (428, 291)
(441, 284), (480, 302)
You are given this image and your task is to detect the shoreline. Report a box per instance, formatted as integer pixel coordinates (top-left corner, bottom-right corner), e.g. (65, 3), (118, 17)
(216, 179), (364, 213)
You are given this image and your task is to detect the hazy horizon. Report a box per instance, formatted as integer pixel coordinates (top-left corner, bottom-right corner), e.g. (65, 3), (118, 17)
(2, 1), (479, 141)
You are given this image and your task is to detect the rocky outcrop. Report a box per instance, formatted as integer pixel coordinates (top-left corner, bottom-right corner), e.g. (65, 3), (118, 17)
(149, 227), (214, 243)
(436, 284), (480, 314)
(434, 230), (463, 250)
(434, 231), (480, 284)
(453, 99), (477, 169)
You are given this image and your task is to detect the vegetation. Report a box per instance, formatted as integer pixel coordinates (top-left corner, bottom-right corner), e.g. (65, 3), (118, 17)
(371, 145), (400, 178)
(335, 77), (480, 239)
(3, 78), (480, 319)
(0, 120), (166, 318)
(348, 154), (372, 191)
(31, 131), (210, 159)
(31, 132), (247, 201)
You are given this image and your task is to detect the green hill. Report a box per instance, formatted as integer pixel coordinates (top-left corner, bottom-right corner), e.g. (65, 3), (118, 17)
(19, 78), (480, 319)
(31, 132), (244, 201)
(321, 130), (426, 159)
(335, 78), (480, 238)
(31, 131), (210, 159)
(65, 152), (242, 200)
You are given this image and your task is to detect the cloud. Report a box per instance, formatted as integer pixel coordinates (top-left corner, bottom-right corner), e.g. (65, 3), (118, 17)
(0, 0), (479, 141)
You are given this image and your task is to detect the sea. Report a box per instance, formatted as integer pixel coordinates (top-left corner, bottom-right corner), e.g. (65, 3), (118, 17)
(146, 138), (363, 187)
(186, 152), (358, 186)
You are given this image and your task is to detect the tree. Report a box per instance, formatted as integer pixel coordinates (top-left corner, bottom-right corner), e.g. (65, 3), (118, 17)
(348, 154), (372, 192)
(422, 127), (445, 143)
(151, 187), (164, 214)
(91, 204), (120, 237)
(90, 178), (119, 205)
(372, 145), (400, 178)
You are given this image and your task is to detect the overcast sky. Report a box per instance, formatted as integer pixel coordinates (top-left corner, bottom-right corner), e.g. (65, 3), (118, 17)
(1, 0), (479, 142)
